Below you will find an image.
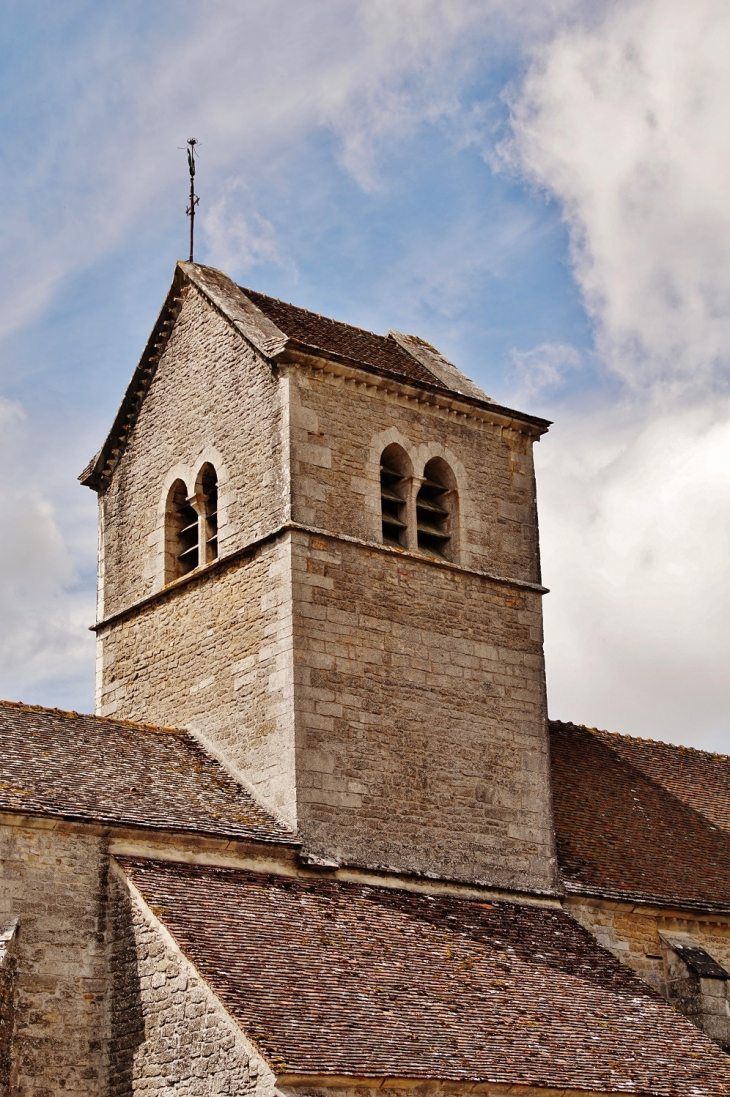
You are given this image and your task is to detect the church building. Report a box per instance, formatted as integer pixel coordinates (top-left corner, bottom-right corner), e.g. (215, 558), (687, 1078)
(0, 260), (729, 1094)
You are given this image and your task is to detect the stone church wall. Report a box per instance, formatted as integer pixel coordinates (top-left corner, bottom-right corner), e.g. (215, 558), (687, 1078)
(0, 919), (18, 1096)
(107, 862), (277, 1096)
(287, 364), (542, 583)
(94, 279), (554, 889)
(290, 529), (555, 892)
(566, 895), (730, 1048)
(97, 536), (297, 827)
(99, 286), (287, 621)
(0, 820), (109, 1095)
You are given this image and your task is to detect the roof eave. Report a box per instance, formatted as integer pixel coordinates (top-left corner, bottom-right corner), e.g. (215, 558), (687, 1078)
(275, 341), (552, 435)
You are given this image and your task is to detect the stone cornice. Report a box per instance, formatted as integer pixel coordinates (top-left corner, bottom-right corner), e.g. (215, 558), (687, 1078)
(278, 347), (551, 438)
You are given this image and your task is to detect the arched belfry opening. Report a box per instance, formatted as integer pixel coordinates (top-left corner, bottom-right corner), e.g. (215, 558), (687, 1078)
(416, 457), (457, 559)
(198, 463), (219, 565)
(379, 444), (411, 548)
(165, 479), (199, 582)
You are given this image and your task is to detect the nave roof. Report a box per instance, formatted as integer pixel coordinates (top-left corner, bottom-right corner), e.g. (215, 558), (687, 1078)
(550, 720), (730, 909)
(120, 856), (730, 1095)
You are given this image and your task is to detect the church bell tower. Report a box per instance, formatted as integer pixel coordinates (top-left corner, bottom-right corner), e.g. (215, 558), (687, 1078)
(82, 262), (557, 894)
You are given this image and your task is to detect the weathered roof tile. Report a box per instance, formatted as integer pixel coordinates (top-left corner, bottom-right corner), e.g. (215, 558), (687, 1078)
(120, 857), (730, 1094)
(550, 720), (730, 907)
(0, 700), (296, 845)
(240, 286), (447, 388)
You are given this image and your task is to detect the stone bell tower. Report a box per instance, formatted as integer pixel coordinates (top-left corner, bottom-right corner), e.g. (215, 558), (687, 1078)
(82, 262), (557, 894)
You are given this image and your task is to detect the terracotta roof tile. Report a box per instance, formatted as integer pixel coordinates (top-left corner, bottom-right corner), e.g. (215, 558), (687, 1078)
(0, 700), (295, 845)
(240, 287), (447, 388)
(120, 857), (730, 1094)
(593, 725), (730, 833)
(550, 720), (730, 907)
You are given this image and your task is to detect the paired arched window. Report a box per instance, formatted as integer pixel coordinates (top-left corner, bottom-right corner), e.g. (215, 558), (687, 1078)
(164, 464), (219, 583)
(379, 448), (457, 560)
(380, 444), (411, 548)
(198, 463), (219, 564)
(416, 458), (455, 558)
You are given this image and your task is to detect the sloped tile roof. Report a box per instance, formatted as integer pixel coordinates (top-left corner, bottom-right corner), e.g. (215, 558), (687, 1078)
(596, 726), (730, 833)
(240, 287), (448, 388)
(0, 701), (295, 845)
(550, 720), (730, 907)
(120, 857), (730, 1094)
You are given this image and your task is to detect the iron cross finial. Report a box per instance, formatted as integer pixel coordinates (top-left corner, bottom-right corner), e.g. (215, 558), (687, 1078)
(185, 138), (200, 263)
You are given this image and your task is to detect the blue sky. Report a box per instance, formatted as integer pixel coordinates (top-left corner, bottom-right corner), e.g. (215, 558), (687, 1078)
(2, 0), (730, 751)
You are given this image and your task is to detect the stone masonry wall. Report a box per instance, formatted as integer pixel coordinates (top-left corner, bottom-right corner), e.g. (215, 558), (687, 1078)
(290, 529), (556, 891)
(567, 896), (730, 1047)
(98, 524), (556, 890)
(0, 920), (18, 1096)
(107, 863), (277, 1096)
(287, 363), (542, 582)
(0, 821), (108, 1095)
(96, 288), (553, 887)
(97, 536), (297, 827)
(99, 285), (287, 620)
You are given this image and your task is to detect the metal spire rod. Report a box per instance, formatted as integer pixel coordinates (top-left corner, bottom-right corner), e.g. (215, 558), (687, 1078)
(185, 138), (199, 263)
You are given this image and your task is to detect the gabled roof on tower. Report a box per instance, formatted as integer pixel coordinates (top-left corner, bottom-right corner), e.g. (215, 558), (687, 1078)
(120, 857), (730, 1094)
(79, 261), (550, 492)
(0, 700), (296, 845)
(239, 284), (491, 397)
(550, 720), (730, 909)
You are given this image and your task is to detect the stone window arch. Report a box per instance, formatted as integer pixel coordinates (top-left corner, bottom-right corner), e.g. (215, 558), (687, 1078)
(416, 457), (458, 560)
(165, 479), (199, 582)
(196, 462), (219, 565)
(379, 444), (412, 548)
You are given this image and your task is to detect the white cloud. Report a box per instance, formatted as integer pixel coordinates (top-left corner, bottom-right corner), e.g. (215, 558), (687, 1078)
(510, 341), (584, 401)
(507, 0), (730, 748)
(0, 0), (543, 711)
(0, 0), (587, 338)
(203, 180), (291, 278)
(7, 0), (730, 755)
(538, 402), (730, 750)
(0, 398), (94, 705)
(0, 1), (490, 336)
(509, 0), (730, 396)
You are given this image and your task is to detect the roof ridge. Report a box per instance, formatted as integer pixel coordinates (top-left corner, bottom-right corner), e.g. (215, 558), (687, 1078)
(550, 718), (730, 763)
(0, 698), (184, 737)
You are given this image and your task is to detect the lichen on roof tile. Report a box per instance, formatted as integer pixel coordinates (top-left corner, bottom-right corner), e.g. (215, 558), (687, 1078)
(0, 699), (297, 844)
(120, 857), (730, 1095)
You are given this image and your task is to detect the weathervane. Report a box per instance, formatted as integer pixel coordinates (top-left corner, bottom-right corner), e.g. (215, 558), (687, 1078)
(185, 138), (199, 263)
